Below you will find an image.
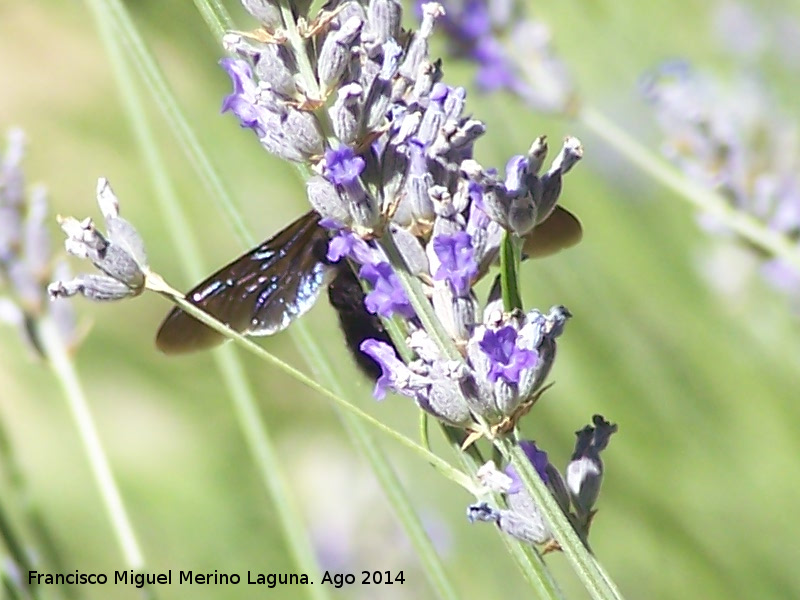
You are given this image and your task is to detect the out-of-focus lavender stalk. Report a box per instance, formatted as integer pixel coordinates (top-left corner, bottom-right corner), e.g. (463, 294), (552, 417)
(0, 132), (146, 574)
(641, 60), (800, 304)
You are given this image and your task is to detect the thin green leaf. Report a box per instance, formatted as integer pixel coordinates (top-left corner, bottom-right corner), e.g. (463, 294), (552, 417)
(500, 231), (523, 311)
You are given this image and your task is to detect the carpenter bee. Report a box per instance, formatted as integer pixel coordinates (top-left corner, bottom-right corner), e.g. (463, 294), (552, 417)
(155, 207), (581, 376)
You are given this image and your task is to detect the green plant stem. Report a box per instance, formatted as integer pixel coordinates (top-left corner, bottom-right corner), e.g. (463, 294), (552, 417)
(0, 496), (43, 600)
(213, 349), (333, 600)
(290, 323), (460, 600)
(191, 0), (231, 39)
(274, 0), (321, 99)
(0, 418), (77, 600)
(36, 318), (144, 570)
(501, 439), (623, 600)
(499, 231), (523, 311)
(145, 274), (476, 495)
(445, 433), (564, 600)
(419, 412), (431, 451)
(578, 106), (800, 272)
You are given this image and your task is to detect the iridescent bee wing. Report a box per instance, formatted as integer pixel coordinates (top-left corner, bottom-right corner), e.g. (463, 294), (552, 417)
(156, 210), (334, 354)
(522, 205), (583, 258)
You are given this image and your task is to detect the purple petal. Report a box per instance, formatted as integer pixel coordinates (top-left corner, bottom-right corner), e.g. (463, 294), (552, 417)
(505, 440), (550, 494)
(323, 147), (365, 185)
(359, 262), (415, 319)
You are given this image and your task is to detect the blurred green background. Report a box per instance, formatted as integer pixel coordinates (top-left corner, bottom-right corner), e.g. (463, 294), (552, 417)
(1, 0), (799, 598)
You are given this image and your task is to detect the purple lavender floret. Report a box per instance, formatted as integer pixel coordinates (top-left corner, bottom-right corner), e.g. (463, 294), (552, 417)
(323, 147), (366, 186)
(359, 262), (415, 319)
(220, 58), (264, 133)
(326, 229), (375, 264)
(432, 231), (478, 296)
(360, 339), (414, 400)
(478, 325), (538, 384)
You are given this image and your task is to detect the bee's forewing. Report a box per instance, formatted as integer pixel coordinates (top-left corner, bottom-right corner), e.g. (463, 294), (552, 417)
(523, 205), (583, 258)
(155, 210), (333, 354)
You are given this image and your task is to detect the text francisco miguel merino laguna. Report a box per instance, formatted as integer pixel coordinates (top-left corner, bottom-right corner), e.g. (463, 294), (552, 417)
(29, 570), (314, 588)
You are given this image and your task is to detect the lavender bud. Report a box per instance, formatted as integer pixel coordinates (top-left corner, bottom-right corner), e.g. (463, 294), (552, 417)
(390, 224), (429, 276)
(566, 415), (617, 520)
(417, 83), (448, 146)
(457, 367), (493, 417)
(330, 83), (363, 145)
(318, 16), (364, 93)
(410, 59), (442, 102)
(363, 40), (403, 131)
(253, 44), (298, 98)
(476, 461), (513, 493)
(500, 498), (552, 545)
(48, 179), (147, 301)
(366, 0), (402, 44)
(48, 274), (140, 302)
(537, 137), (583, 223)
(445, 119), (486, 155)
(379, 156), (409, 218)
(284, 110), (325, 159)
(306, 175), (350, 224)
(431, 283), (477, 342)
(424, 362), (472, 425)
(467, 502), (499, 524)
(400, 3), (444, 81)
(528, 135), (548, 175)
(240, 0), (282, 28)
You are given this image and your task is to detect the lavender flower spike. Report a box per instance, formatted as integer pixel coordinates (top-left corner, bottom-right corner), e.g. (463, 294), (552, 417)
(642, 60), (800, 302)
(49, 179), (149, 302)
(467, 426), (615, 549)
(0, 130), (78, 353)
(221, 0), (584, 431)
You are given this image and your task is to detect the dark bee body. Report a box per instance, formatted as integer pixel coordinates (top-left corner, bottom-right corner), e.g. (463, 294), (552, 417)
(155, 207), (582, 378)
(327, 266), (391, 380)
